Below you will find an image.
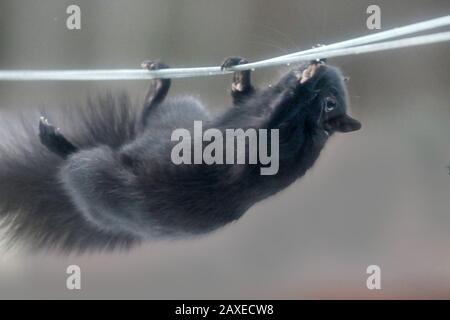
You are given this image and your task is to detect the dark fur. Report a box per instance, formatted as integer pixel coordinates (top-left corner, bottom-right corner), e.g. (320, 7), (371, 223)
(0, 60), (360, 253)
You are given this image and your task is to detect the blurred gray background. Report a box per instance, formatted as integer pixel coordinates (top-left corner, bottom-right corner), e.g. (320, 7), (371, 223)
(0, 0), (450, 299)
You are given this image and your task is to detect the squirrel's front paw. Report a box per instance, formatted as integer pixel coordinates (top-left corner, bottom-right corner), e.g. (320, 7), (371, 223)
(297, 63), (322, 84)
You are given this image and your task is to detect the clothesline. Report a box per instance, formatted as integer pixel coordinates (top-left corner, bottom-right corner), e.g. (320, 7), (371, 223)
(0, 15), (449, 81)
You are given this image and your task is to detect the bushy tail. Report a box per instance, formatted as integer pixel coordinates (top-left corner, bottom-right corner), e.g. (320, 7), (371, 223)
(0, 93), (142, 253)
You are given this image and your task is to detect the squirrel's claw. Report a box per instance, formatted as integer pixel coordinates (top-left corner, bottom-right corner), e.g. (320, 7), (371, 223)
(311, 44), (328, 65)
(141, 60), (169, 71)
(221, 57), (249, 70)
(39, 117), (58, 134)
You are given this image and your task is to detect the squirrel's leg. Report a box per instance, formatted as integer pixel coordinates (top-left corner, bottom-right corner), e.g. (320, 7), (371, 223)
(60, 146), (146, 236)
(141, 60), (171, 126)
(39, 117), (78, 159)
(221, 57), (256, 106)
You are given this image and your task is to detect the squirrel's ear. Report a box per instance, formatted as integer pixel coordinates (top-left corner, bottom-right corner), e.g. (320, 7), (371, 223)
(331, 114), (361, 133)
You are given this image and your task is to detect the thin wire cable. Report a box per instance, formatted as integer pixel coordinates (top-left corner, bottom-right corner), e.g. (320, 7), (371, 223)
(243, 15), (450, 68)
(0, 16), (449, 81)
(254, 31), (450, 68)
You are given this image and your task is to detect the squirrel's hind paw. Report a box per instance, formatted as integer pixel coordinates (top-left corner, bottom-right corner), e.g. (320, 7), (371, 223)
(39, 117), (78, 158)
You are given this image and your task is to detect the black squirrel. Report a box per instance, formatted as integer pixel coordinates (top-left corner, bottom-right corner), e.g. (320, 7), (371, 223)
(0, 58), (361, 253)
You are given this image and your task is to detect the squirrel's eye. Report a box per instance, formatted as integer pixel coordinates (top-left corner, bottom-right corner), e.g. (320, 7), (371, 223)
(325, 96), (337, 112)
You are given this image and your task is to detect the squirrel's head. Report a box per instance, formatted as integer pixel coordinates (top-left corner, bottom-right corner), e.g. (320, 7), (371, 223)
(298, 63), (361, 138)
